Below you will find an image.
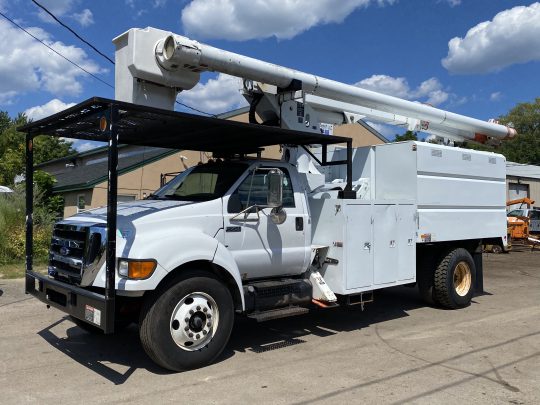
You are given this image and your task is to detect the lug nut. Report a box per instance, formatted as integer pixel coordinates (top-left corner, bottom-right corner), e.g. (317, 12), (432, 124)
(184, 326), (189, 331)
(207, 314), (211, 319)
(202, 330), (207, 335)
(189, 309), (194, 314)
(203, 307), (207, 312)
(184, 317), (189, 322)
(189, 333), (193, 338)
(196, 334), (200, 339)
(207, 322), (212, 327)
(197, 306), (201, 310)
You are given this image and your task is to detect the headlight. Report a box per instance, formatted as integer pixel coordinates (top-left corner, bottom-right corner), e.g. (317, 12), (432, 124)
(118, 259), (157, 279)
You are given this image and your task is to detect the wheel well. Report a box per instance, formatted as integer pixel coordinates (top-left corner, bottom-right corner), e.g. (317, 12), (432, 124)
(416, 239), (484, 294)
(153, 261), (243, 312)
(417, 239), (482, 261)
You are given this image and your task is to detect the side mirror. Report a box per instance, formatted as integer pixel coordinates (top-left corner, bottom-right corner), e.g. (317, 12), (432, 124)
(267, 169), (283, 208)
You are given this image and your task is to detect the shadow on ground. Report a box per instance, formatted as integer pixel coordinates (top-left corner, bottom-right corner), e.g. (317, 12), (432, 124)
(37, 285), (430, 384)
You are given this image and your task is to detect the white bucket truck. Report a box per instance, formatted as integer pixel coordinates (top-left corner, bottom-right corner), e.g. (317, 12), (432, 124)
(23, 27), (513, 371)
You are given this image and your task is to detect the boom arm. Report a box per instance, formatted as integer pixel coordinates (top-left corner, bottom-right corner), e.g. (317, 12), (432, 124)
(113, 27), (517, 143)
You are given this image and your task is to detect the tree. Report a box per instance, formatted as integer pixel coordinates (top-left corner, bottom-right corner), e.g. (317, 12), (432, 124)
(499, 97), (540, 136)
(461, 98), (540, 165)
(394, 130), (417, 142)
(0, 112), (75, 185)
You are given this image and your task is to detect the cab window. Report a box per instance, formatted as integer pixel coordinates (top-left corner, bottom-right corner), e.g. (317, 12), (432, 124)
(228, 168), (295, 213)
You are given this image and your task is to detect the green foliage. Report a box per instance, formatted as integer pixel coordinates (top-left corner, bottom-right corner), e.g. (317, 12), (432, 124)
(462, 98), (540, 165)
(499, 97), (540, 136)
(394, 130), (417, 142)
(0, 112), (75, 185)
(0, 189), (52, 264)
(0, 110), (73, 266)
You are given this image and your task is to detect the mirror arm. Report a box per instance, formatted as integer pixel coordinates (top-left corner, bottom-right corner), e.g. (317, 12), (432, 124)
(230, 204), (262, 222)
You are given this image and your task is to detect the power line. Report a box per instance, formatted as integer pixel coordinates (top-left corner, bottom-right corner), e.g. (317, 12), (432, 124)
(0, 11), (114, 90)
(31, 0), (115, 65)
(175, 100), (217, 117)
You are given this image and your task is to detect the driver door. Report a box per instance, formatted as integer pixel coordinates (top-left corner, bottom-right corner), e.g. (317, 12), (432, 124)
(223, 166), (309, 280)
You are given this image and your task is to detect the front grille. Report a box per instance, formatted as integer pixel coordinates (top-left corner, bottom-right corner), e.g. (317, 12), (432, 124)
(48, 222), (107, 286)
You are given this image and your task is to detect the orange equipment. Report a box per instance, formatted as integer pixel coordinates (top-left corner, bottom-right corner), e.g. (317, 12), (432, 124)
(507, 198), (535, 240)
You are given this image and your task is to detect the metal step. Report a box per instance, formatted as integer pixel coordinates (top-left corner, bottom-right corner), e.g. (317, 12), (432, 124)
(247, 306), (309, 322)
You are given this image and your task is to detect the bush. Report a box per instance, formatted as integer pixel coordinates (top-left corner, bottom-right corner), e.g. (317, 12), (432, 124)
(0, 186), (53, 264)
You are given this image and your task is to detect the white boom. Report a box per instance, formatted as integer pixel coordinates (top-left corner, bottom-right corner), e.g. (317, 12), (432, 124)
(113, 27), (516, 143)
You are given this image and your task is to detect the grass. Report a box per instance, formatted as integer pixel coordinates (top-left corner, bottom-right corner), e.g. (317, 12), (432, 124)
(0, 262), (48, 279)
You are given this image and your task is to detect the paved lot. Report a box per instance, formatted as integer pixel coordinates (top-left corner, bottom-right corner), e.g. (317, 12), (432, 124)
(1, 250), (539, 404)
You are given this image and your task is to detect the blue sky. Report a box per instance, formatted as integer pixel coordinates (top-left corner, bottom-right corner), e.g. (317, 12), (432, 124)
(1, 0), (539, 148)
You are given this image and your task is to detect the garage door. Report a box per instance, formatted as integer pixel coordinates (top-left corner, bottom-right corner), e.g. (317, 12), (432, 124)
(508, 183), (529, 210)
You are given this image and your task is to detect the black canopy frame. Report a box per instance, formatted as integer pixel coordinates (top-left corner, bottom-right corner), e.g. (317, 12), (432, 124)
(19, 97), (354, 333)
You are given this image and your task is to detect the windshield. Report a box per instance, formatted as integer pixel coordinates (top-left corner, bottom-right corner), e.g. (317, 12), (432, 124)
(151, 161), (248, 201)
(507, 209), (526, 217)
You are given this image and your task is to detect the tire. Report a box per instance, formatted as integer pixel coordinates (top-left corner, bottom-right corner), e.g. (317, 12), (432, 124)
(139, 271), (234, 371)
(491, 244), (503, 254)
(433, 248), (476, 309)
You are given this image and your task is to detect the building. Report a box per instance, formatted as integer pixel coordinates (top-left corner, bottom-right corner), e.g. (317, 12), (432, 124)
(37, 107), (388, 218)
(506, 162), (540, 209)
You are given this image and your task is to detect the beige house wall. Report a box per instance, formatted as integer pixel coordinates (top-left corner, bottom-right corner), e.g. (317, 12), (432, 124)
(62, 150), (203, 217)
(63, 189), (94, 218)
(60, 113), (386, 217)
(226, 111), (385, 159)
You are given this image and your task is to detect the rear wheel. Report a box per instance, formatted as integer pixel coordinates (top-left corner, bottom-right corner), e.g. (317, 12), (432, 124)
(139, 272), (234, 371)
(433, 248), (476, 309)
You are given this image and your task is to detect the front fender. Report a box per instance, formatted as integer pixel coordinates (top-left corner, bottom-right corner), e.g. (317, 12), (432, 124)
(93, 232), (245, 310)
(212, 241), (245, 310)
(93, 231), (218, 291)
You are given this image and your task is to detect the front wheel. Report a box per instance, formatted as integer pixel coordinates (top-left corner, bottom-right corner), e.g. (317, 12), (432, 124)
(433, 248), (476, 309)
(139, 272), (234, 371)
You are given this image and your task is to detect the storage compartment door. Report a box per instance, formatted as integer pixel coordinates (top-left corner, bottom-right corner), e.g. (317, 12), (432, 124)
(373, 204), (399, 285)
(345, 205), (373, 289)
(398, 204), (416, 281)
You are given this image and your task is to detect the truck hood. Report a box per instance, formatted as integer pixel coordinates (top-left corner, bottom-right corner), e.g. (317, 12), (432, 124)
(72, 199), (197, 223)
(64, 198), (224, 256)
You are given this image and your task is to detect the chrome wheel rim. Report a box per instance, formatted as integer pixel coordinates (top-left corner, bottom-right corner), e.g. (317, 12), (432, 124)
(453, 261), (472, 297)
(170, 292), (219, 351)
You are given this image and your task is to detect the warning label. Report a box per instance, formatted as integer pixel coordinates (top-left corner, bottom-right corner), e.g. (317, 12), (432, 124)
(84, 304), (102, 326)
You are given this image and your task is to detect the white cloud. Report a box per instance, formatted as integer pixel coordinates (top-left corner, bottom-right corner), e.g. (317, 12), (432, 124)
(442, 3), (540, 74)
(0, 91), (17, 105)
(72, 140), (103, 152)
(36, 0), (77, 22)
(72, 9), (94, 27)
(444, 0), (461, 7)
(177, 73), (247, 114)
(355, 75), (449, 106)
(24, 99), (76, 121)
(181, 0), (396, 41)
(365, 120), (404, 140)
(490, 91), (502, 102)
(0, 19), (103, 104)
(35, 0), (95, 27)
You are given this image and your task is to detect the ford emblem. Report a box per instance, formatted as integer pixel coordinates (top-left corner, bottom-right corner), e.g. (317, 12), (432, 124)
(60, 246), (70, 256)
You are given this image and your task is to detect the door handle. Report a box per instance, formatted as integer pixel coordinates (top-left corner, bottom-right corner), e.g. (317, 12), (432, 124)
(295, 217), (304, 231)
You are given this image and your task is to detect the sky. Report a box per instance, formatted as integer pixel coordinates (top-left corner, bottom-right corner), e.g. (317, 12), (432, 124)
(0, 0), (539, 150)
